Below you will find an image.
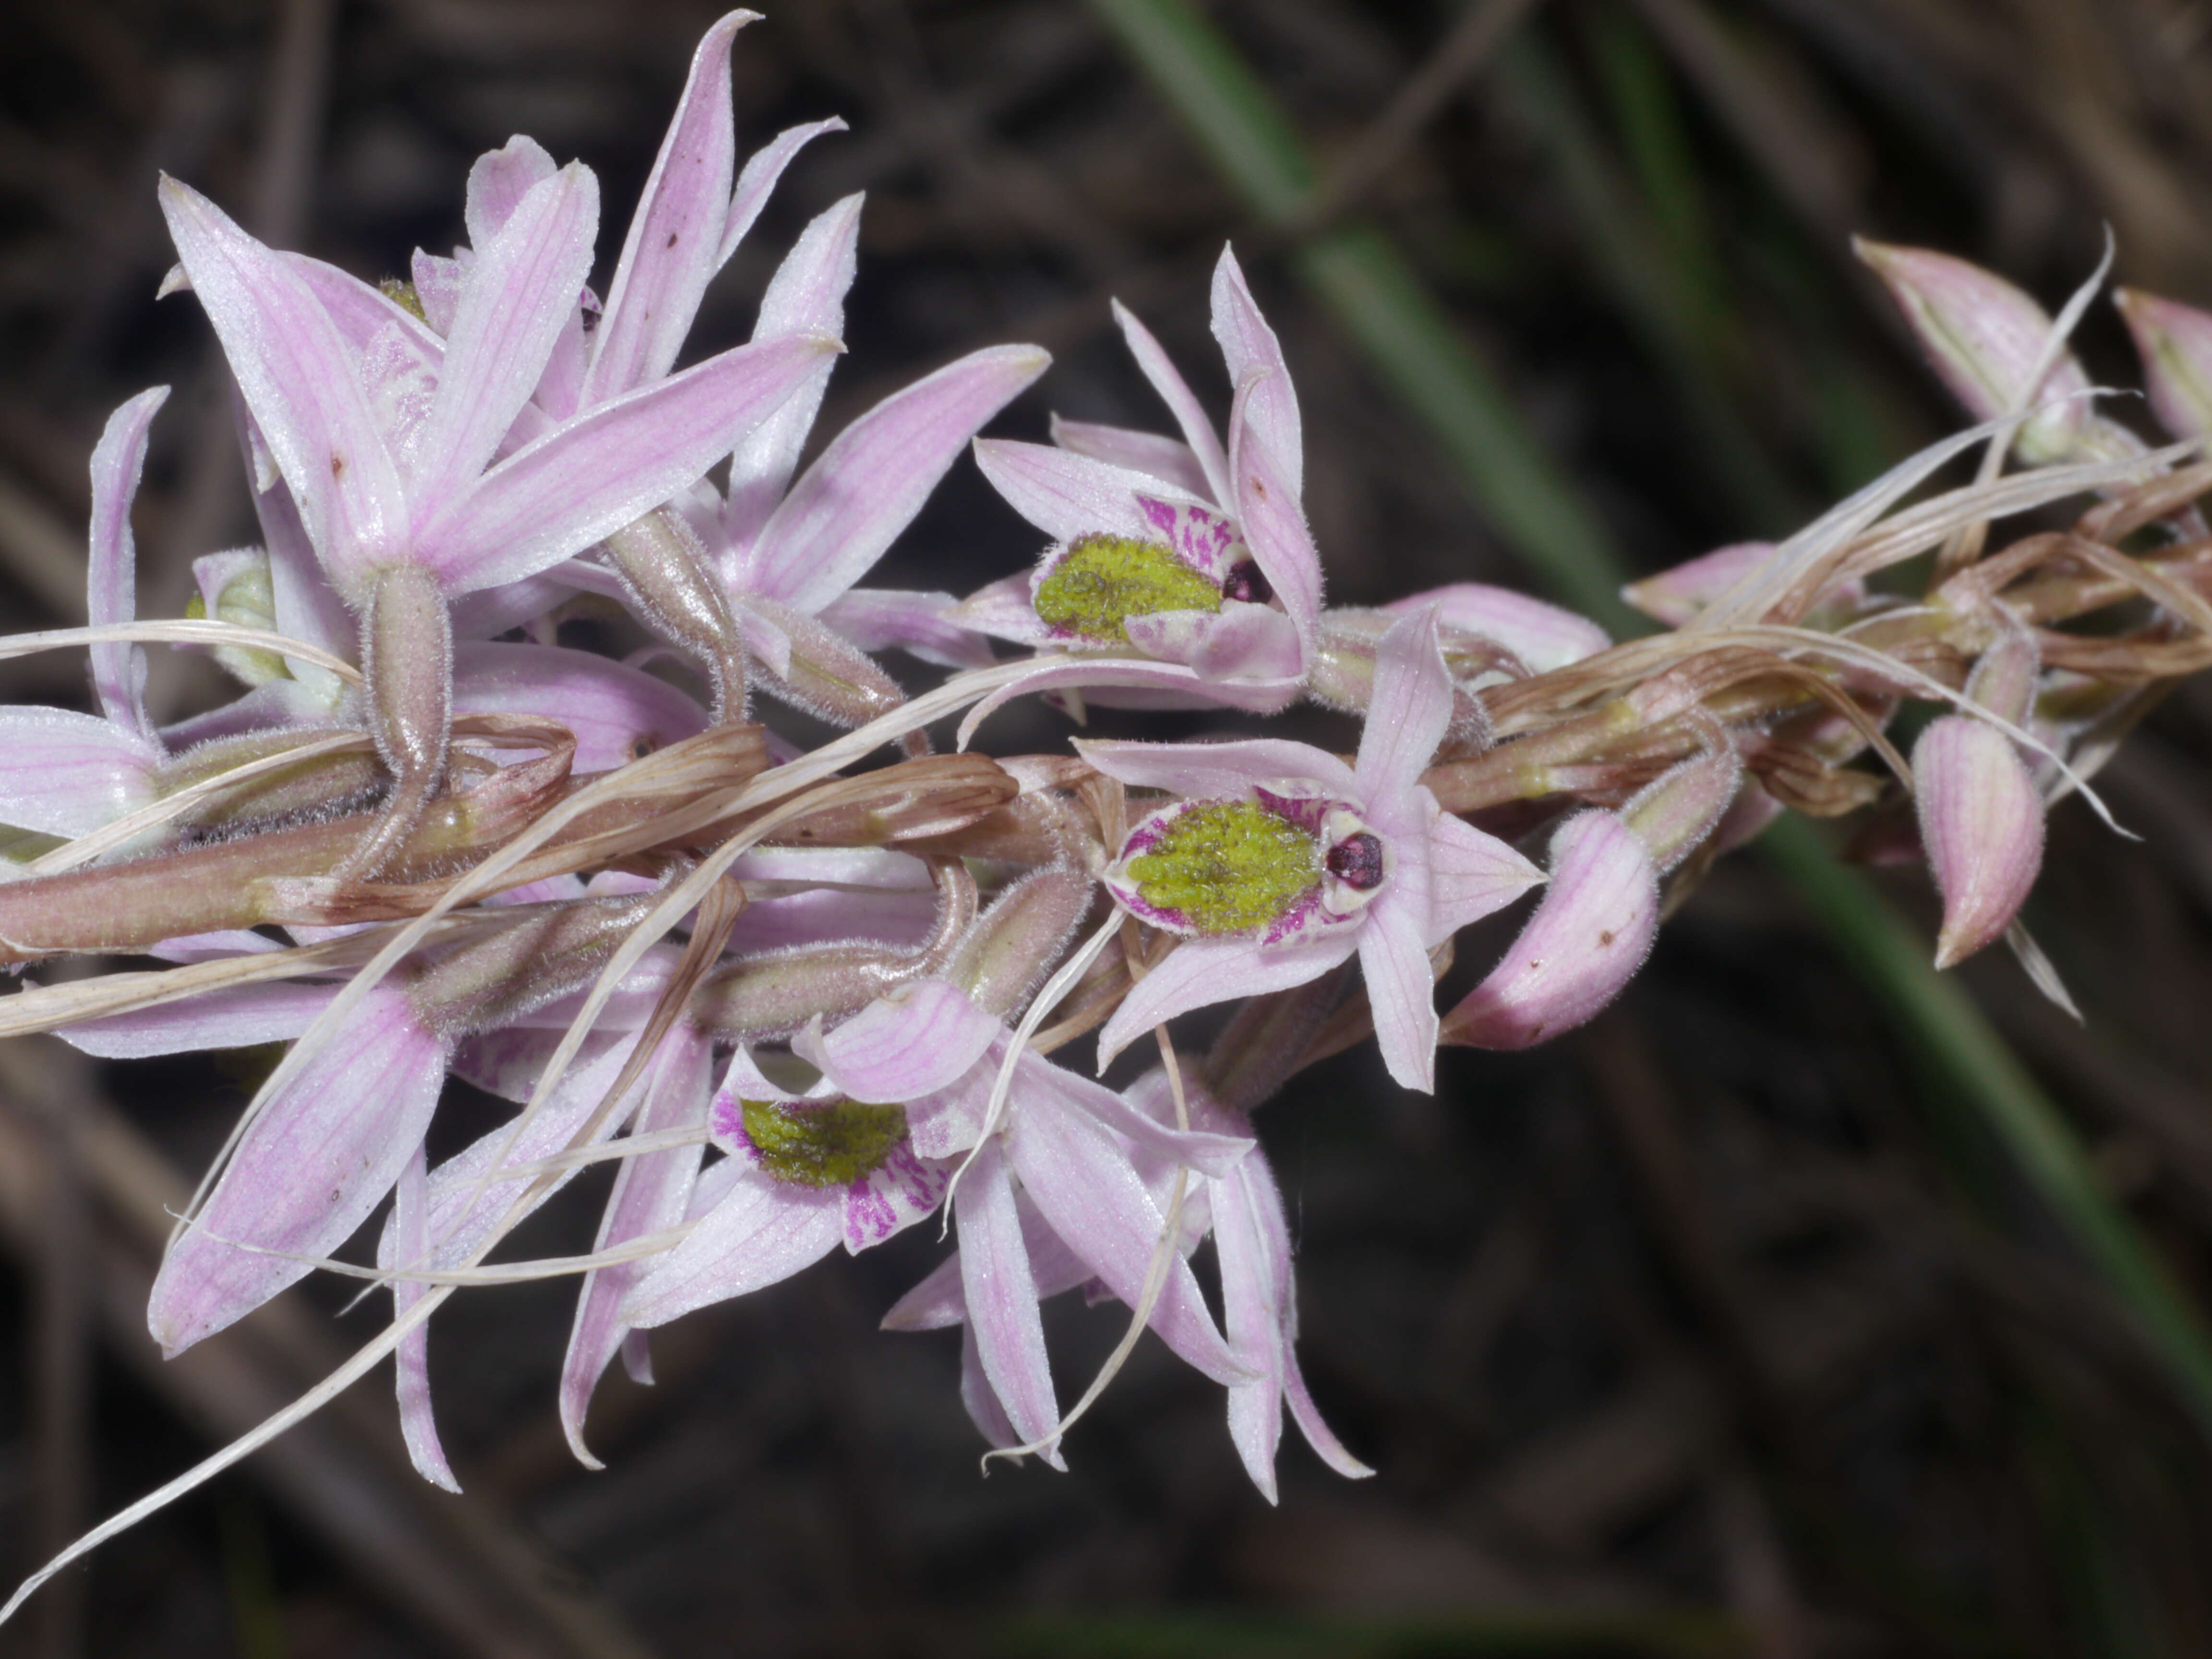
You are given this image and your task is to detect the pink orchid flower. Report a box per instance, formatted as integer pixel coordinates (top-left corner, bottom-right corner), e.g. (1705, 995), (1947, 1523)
(1082, 608), (1544, 1092)
(953, 246), (1323, 721)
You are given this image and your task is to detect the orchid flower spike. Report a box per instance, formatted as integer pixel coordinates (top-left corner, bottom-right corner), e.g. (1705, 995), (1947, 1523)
(955, 246), (1323, 720)
(1083, 607), (1543, 1091)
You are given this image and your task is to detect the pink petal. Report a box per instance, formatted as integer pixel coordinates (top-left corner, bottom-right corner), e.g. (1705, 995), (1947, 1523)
(1235, 1151), (1369, 1479)
(0, 707), (160, 837)
(392, 1145), (460, 1491)
(1010, 1072), (1245, 1385)
(1428, 812), (1546, 937)
(1914, 717), (2045, 968)
(463, 135), (557, 248)
(1190, 602), (1305, 683)
(410, 249), (463, 335)
(86, 387), (168, 737)
(723, 195), (861, 556)
(414, 332), (839, 594)
(819, 587), (999, 670)
(386, 1032), (640, 1273)
(946, 575), (1051, 645)
(751, 346), (1051, 614)
(561, 1024), (712, 1464)
(234, 394), (355, 697)
(960, 1322), (1023, 1452)
(1385, 582), (1610, 673)
(800, 979), (1003, 1102)
(1358, 896), (1439, 1092)
(1211, 1157), (1283, 1502)
(1443, 811), (1659, 1051)
(159, 178), (408, 597)
(971, 438), (1192, 544)
(881, 1187), (1094, 1332)
(957, 656), (1301, 746)
(452, 639), (708, 772)
(842, 1140), (950, 1253)
(1096, 933), (1358, 1070)
(144, 930), (285, 964)
(1354, 607), (1452, 805)
(1226, 369), (1322, 656)
(284, 252), (447, 368)
(1019, 1049), (1252, 1180)
(147, 987), (447, 1354)
(1049, 415), (1212, 499)
(622, 1170), (842, 1328)
(582, 11), (751, 403)
(718, 116), (849, 270)
(1210, 248), (1301, 500)
(1076, 734), (1355, 801)
(1113, 297), (1232, 503)
(1118, 607), (1213, 667)
(955, 1138), (1061, 1455)
(59, 980), (338, 1059)
(411, 163), (600, 510)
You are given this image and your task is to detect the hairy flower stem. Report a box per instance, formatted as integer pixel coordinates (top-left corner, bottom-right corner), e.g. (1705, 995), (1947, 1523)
(691, 858), (976, 1040)
(349, 565), (456, 879)
(605, 508), (750, 719)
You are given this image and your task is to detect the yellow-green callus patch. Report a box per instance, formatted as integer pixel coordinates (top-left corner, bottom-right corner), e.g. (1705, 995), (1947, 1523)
(741, 1096), (909, 1188)
(1122, 799), (1321, 935)
(1033, 532), (1222, 644)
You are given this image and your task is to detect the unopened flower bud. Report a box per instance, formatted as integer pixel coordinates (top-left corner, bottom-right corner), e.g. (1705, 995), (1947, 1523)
(1912, 716), (2044, 969)
(1623, 541), (1771, 627)
(2114, 288), (2212, 440)
(1440, 811), (1658, 1050)
(1621, 745), (1742, 873)
(1855, 240), (2092, 464)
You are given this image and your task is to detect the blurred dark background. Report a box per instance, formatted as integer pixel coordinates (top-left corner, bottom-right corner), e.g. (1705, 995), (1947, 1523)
(9, 0), (2212, 1654)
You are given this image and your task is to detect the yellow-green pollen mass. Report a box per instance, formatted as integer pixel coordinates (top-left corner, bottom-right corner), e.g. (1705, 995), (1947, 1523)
(741, 1097), (908, 1188)
(1126, 800), (1321, 934)
(378, 277), (429, 324)
(186, 561), (291, 686)
(1034, 532), (1222, 643)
